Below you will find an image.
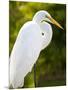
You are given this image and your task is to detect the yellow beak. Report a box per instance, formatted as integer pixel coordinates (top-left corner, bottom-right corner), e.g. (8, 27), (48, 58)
(48, 16), (64, 30)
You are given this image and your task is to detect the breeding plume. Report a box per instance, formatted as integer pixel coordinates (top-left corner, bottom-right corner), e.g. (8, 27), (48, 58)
(10, 10), (63, 88)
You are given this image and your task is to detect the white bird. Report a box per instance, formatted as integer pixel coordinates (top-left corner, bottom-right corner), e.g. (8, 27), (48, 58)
(9, 10), (63, 88)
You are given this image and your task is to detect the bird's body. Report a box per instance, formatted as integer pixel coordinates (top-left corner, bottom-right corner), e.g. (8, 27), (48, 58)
(10, 11), (63, 88)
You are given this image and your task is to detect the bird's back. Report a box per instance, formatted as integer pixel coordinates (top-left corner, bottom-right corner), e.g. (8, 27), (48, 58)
(10, 21), (43, 88)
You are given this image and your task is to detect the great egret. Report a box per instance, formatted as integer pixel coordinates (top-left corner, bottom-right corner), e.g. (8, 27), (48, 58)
(10, 10), (63, 88)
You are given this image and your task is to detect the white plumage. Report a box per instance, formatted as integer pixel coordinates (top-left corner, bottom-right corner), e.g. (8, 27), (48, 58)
(10, 10), (63, 88)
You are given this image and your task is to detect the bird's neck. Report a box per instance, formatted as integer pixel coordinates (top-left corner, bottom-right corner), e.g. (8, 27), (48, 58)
(39, 22), (53, 50)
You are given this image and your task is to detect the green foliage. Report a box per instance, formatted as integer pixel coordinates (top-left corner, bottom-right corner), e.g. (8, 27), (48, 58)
(9, 1), (66, 87)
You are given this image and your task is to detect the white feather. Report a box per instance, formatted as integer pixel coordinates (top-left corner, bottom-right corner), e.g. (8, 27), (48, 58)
(10, 21), (42, 88)
(10, 10), (52, 88)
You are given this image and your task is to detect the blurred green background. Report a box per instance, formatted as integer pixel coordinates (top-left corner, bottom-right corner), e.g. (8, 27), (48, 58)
(9, 1), (66, 88)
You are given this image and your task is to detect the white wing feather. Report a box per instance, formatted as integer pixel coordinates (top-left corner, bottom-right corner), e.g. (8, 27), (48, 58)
(10, 21), (43, 88)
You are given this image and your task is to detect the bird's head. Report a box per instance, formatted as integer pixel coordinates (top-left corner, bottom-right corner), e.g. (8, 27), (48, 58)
(33, 10), (63, 30)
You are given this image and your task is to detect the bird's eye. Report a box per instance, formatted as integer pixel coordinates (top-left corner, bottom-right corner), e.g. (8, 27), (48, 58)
(42, 32), (44, 36)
